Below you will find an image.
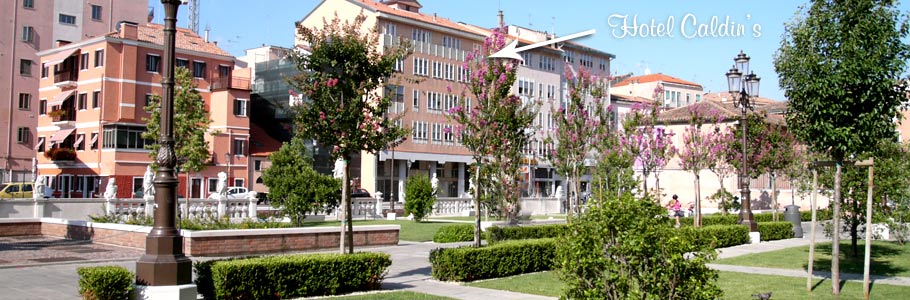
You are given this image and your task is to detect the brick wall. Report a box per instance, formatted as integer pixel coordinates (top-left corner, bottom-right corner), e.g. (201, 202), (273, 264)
(0, 222), (41, 236)
(6, 219), (400, 256)
(184, 229), (400, 256)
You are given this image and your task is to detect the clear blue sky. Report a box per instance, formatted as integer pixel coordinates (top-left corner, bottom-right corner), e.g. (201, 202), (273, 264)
(149, 0), (904, 101)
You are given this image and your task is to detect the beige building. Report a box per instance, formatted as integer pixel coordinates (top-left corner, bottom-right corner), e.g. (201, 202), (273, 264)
(0, 0), (149, 183)
(612, 73), (704, 108)
(297, 0), (614, 200)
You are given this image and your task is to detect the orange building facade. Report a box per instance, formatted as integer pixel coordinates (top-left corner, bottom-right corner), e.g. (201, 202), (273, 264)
(35, 22), (250, 199)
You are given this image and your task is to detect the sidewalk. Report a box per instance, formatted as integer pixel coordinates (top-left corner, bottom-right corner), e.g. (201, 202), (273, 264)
(1, 232), (905, 300)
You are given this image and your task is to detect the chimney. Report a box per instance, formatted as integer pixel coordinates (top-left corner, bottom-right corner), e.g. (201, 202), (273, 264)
(433, 13), (437, 21)
(204, 24), (210, 43)
(118, 21), (139, 40)
(498, 10), (504, 28)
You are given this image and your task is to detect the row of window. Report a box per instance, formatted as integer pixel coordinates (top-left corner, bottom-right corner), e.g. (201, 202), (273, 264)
(520, 53), (559, 72)
(663, 90), (702, 107)
(414, 57), (469, 82)
(146, 54), (220, 78)
(382, 22), (463, 51)
(411, 121), (455, 144)
(517, 79), (559, 100)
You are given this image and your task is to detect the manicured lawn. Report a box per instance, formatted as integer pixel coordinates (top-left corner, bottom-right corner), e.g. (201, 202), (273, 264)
(308, 220), (454, 242)
(714, 240), (910, 277)
(717, 271), (910, 299)
(313, 291), (456, 300)
(465, 271), (562, 297)
(466, 270), (910, 299)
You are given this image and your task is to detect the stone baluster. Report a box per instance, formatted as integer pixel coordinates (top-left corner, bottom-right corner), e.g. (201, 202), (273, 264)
(248, 192), (258, 219)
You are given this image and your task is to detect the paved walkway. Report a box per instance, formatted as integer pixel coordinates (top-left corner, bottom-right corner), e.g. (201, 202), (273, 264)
(0, 232), (907, 300)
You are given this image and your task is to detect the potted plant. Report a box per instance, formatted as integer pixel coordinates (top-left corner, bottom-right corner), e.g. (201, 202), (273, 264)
(48, 109), (66, 118)
(45, 147), (77, 161)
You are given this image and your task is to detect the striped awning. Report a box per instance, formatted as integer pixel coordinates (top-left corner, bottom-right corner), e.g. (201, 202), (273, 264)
(73, 134), (84, 147)
(48, 89), (76, 107)
(34, 138), (44, 150)
(44, 48), (80, 66)
(50, 128), (75, 143)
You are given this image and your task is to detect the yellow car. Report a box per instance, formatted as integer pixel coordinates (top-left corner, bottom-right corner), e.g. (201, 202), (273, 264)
(0, 182), (34, 199)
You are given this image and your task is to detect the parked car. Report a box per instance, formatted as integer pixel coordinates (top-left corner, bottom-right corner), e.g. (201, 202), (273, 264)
(350, 188), (371, 198)
(208, 186), (256, 200)
(0, 182), (34, 199)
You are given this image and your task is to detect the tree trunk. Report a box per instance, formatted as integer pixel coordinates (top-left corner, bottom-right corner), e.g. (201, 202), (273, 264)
(473, 164), (482, 248)
(807, 167), (818, 292)
(832, 162), (842, 295)
(772, 172), (779, 222)
(339, 158), (348, 254)
(642, 172), (649, 198)
(695, 174), (702, 228)
(851, 199), (859, 258)
(719, 177), (727, 216)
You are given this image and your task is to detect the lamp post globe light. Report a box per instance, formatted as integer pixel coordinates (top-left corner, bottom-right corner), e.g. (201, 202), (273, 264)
(725, 50), (761, 232)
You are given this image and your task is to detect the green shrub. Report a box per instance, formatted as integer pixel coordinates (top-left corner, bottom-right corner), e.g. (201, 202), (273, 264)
(485, 224), (566, 244)
(678, 214), (738, 227)
(404, 174), (436, 222)
(802, 209), (833, 221)
(429, 239), (556, 281)
(433, 224), (476, 243)
(677, 225), (750, 249)
(758, 221), (794, 241)
(557, 193), (722, 299)
(194, 256), (259, 300)
(77, 266), (134, 300)
(211, 252), (391, 300)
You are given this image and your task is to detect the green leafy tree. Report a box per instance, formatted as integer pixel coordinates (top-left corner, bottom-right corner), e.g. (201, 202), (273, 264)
(816, 140), (910, 255)
(262, 138), (341, 226)
(556, 192), (722, 300)
(774, 0), (910, 294)
(289, 13), (409, 253)
(447, 28), (536, 246)
(404, 174), (436, 222)
(143, 66), (216, 187)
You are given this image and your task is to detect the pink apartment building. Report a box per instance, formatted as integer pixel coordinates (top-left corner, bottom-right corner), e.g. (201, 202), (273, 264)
(35, 22), (251, 198)
(612, 73), (704, 108)
(0, 0), (149, 183)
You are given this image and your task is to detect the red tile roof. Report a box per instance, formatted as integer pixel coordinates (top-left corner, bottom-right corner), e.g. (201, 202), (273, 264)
(613, 73), (702, 88)
(359, 0), (479, 37)
(110, 23), (232, 57)
(611, 93), (655, 105)
(701, 92), (780, 107)
(657, 99), (786, 125)
(249, 123), (283, 157)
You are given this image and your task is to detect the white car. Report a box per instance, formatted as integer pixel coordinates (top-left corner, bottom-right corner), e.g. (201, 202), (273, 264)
(209, 187), (256, 200)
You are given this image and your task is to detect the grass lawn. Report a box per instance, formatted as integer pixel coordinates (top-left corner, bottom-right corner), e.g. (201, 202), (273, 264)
(466, 271), (562, 297)
(465, 270), (910, 299)
(715, 240), (910, 277)
(307, 220), (453, 242)
(313, 291), (456, 300)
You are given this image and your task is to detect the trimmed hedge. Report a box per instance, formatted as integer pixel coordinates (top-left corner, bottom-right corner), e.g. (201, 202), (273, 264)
(195, 256), (259, 300)
(758, 221), (794, 241)
(678, 225), (751, 249)
(77, 266), (134, 300)
(680, 215), (738, 226)
(485, 224), (566, 244)
(433, 224), (477, 243)
(429, 238), (556, 281)
(211, 252), (391, 300)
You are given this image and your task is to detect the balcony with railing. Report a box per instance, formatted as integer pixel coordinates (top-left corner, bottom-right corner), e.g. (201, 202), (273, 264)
(49, 105), (76, 123)
(211, 76), (251, 91)
(53, 57), (79, 89)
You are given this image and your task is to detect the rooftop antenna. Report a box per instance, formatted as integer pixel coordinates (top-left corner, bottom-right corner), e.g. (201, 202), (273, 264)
(528, 14), (533, 28)
(551, 17), (556, 37)
(188, 0), (200, 34)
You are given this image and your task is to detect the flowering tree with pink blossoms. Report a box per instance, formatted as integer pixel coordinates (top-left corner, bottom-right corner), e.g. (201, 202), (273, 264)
(447, 28), (536, 246)
(288, 14), (410, 254)
(621, 101), (677, 198)
(678, 104), (723, 227)
(547, 67), (609, 220)
(707, 127), (737, 216)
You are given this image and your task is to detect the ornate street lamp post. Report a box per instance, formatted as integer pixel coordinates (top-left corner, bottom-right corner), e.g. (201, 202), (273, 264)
(725, 50), (761, 232)
(135, 0), (193, 293)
